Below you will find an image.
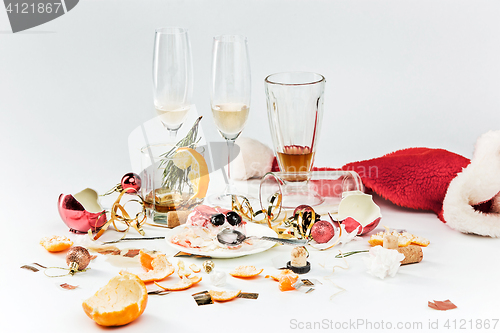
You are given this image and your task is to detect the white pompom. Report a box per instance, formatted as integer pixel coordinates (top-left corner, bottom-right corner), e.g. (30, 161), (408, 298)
(230, 137), (274, 180)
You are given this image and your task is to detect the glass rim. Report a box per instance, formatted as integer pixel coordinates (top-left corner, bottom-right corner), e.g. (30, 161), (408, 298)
(140, 143), (177, 154)
(213, 34), (247, 43)
(155, 27), (189, 34)
(140, 143), (205, 155)
(265, 72), (325, 86)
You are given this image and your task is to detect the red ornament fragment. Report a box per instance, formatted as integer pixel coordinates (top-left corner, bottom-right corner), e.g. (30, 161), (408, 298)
(58, 188), (107, 233)
(123, 249), (141, 258)
(121, 173), (141, 193)
(428, 299), (457, 311)
(60, 283), (78, 290)
(310, 220), (335, 243)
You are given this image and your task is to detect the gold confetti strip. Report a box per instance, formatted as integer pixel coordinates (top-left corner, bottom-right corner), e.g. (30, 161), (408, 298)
(192, 291), (213, 306)
(174, 251), (211, 259)
(237, 292), (259, 300)
(20, 265), (39, 272)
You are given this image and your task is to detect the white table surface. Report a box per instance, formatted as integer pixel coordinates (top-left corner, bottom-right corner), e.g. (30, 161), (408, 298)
(3, 176), (500, 333)
(2, 1), (500, 332)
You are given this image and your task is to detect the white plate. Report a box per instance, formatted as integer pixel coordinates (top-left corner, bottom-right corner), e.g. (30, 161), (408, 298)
(166, 222), (279, 258)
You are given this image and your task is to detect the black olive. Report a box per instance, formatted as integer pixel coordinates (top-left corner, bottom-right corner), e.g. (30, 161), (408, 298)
(226, 211), (242, 226)
(210, 213), (225, 226)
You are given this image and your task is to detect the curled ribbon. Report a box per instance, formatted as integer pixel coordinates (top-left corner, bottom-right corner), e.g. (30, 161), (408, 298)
(88, 190), (147, 241)
(231, 193), (283, 229)
(230, 194), (342, 250)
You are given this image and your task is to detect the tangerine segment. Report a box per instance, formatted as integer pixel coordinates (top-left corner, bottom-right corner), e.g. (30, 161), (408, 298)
(40, 235), (73, 252)
(189, 263), (201, 273)
(265, 269), (299, 292)
(154, 275), (202, 291)
(189, 275), (202, 286)
(137, 254), (175, 283)
(173, 147), (210, 199)
(177, 260), (191, 278)
(209, 290), (241, 302)
(229, 265), (264, 278)
(82, 271), (147, 327)
(279, 273), (299, 292)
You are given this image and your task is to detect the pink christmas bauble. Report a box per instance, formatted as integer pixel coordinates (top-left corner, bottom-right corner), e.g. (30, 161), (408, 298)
(121, 173), (141, 193)
(311, 220), (335, 243)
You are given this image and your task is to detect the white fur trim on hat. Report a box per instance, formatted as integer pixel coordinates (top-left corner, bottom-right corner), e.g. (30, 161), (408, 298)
(443, 130), (500, 237)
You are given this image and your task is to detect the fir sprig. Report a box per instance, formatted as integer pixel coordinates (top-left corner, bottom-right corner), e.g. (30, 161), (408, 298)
(158, 116), (202, 192)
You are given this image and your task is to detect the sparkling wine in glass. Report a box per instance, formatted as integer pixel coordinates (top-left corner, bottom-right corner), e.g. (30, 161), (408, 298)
(208, 35), (251, 206)
(265, 72), (326, 207)
(153, 27), (193, 141)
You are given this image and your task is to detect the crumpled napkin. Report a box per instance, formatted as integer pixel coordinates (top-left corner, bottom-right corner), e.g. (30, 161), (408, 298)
(364, 246), (404, 279)
(210, 270), (227, 287)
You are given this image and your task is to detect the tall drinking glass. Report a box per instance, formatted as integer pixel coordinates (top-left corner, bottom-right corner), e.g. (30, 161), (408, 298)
(208, 35), (251, 206)
(264, 72), (326, 208)
(153, 27), (193, 141)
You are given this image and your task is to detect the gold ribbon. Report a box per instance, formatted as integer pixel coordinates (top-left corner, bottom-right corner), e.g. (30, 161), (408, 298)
(231, 193), (283, 228)
(89, 190), (147, 241)
(231, 194), (342, 250)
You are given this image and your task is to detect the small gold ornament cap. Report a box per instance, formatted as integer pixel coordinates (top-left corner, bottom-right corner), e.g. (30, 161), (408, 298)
(202, 260), (215, 274)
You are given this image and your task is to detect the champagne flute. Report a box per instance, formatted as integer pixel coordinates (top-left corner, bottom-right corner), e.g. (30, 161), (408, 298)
(153, 27), (193, 141)
(208, 35), (251, 206)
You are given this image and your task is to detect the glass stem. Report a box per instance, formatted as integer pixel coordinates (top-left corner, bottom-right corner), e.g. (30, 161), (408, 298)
(168, 129), (178, 142)
(226, 139), (237, 194)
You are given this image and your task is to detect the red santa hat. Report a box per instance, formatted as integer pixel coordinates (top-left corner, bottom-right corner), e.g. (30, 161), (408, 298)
(269, 130), (500, 237)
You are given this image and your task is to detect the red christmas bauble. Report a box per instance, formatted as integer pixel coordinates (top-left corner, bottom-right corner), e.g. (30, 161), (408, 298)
(121, 173), (141, 193)
(310, 220), (335, 243)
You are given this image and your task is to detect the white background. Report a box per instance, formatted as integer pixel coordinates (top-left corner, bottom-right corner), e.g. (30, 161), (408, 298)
(1, 1), (500, 332)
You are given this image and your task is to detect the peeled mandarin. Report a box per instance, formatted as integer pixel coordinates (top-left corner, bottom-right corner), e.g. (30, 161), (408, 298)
(82, 271), (147, 327)
(40, 235), (73, 252)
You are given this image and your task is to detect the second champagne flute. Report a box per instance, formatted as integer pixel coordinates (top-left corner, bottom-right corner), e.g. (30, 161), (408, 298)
(208, 35), (251, 206)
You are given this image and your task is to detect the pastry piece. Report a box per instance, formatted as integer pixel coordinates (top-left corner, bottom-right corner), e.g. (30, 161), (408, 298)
(368, 230), (429, 247)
